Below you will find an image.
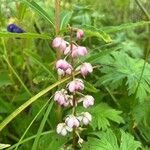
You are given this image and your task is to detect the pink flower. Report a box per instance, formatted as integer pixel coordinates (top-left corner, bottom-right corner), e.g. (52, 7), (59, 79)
(64, 44), (77, 55)
(68, 78), (84, 92)
(71, 46), (88, 58)
(78, 112), (92, 125)
(79, 95), (94, 108)
(77, 29), (84, 40)
(56, 59), (72, 76)
(54, 89), (69, 107)
(56, 123), (72, 136)
(52, 37), (67, 52)
(65, 115), (80, 128)
(80, 63), (93, 77)
(77, 46), (88, 56)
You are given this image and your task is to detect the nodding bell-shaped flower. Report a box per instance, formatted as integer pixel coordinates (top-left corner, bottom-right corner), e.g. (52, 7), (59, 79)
(65, 115), (80, 128)
(56, 123), (73, 136)
(78, 112), (92, 125)
(54, 89), (69, 107)
(77, 29), (84, 40)
(68, 78), (84, 92)
(80, 63), (93, 77)
(71, 46), (88, 58)
(80, 95), (94, 108)
(56, 59), (72, 76)
(64, 44), (77, 55)
(52, 37), (67, 52)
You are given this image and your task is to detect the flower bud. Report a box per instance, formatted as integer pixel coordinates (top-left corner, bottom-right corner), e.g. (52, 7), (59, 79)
(52, 37), (67, 52)
(80, 95), (94, 108)
(68, 78), (84, 92)
(56, 123), (72, 136)
(56, 59), (72, 76)
(77, 29), (84, 40)
(80, 63), (93, 77)
(65, 115), (80, 128)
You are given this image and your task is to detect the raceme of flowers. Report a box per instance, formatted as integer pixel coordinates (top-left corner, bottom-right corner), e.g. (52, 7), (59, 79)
(52, 28), (94, 144)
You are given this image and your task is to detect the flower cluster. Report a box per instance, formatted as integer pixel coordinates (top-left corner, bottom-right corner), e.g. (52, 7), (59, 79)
(52, 28), (94, 142)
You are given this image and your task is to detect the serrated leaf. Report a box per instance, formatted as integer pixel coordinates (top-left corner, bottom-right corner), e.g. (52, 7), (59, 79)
(96, 51), (150, 101)
(89, 103), (124, 130)
(120, 130), (141, 150)
(82, 130), (141, 150)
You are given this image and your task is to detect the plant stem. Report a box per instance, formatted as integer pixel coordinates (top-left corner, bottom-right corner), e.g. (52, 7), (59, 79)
(69, 26), (77, 150)
(134, 0), (150, 100)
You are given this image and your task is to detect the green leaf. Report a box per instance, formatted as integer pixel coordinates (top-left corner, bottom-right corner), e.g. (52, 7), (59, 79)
(84, 80), (99, 93)
(60, 11), (72, 30)
(0, 143), (11, 149)
(82, 130), (141, 150)
(120, 130), (141, 150)
(101, 21), (150, 33)
(84, 28), (112, 43)
(96, 51), (150, 100)
(20, 0), (54, 27)
(0, 32), (50, 39)
(0, 73), (12, 87)
(0, 73), (79, 131)
(83, 21), (150, 34)
(89, 103), (124, 130)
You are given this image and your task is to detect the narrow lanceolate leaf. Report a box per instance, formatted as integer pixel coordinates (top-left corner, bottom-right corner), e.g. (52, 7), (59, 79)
(101, 21), (150, 33)
(0, 32), (50, 39)
(84, 29), (112, 43)
(60, 11), (72, 30)
(0, 143), (11, 149)
(20, 0), (54, 27)
(82, 130), (141, 150)
(0, 72), (79, 132)
(83, 21), (150, 34)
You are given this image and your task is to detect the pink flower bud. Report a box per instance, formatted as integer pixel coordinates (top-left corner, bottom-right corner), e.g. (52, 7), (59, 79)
(80, 63), (93, 77)
(54, 89), (69, 106)
(68, 78), (84, 92)
(52, 37), (67, 52)
(56, 59), (72, 76)
(56, 123), (72, 136)
(78, 112), (92, 125)
(65, 115), (80, 128)
(79, 95), (94, 108)
(77, 29), (84, 40)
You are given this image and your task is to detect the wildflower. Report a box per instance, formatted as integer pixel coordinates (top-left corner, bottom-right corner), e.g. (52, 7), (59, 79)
(68, 78), (84, 92)
(56, 59), (72, 76)
(79, 95), (94, 108)
(52, 37), (67, 52)
(54, 89), (69, 107)
(76, 29), (84, 40)
(65, 115), (80, 128)
(80, 63), (93, 77)
(79, 112), (92, 125)
(71, 46), (88, 58)
(56, 123), (72, 136)
(7, 24), (25, 33)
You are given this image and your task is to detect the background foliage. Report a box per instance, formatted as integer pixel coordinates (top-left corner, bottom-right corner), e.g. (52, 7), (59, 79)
(0, 0), (150, 149)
